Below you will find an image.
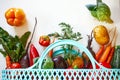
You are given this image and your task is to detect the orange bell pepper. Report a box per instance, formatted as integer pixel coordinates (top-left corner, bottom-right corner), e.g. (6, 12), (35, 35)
(5, 8), (26, 26)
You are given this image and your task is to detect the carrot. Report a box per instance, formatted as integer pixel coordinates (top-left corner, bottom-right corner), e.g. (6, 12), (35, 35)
(106, 27), (117, 64)
(95, 45), (104, 61)
(48, 38), (55, 58)
(106, 47), (115, 64)
(48, 49), (53, 58)
(99, 27), (117, 63)
(6, 55), (11, 68)
(98, 43), (112, 63)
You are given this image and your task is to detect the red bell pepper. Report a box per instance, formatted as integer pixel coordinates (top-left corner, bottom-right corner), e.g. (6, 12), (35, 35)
(39, 35), (50, 47)
(98, 62), (111, 68)
(89, 62), (111, 69)
(29, 44), (40, 66)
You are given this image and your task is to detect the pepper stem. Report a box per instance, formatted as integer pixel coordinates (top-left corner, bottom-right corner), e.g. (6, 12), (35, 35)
(97, 0), (102, 7)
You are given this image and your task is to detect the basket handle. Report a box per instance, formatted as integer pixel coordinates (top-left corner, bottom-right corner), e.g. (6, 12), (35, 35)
(29, 40), (106, 69)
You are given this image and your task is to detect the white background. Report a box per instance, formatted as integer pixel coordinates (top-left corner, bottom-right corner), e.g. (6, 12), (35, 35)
(0, 0), (120, 79)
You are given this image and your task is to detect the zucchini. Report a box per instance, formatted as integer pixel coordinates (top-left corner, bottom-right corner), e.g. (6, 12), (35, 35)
(111, 45), (120, 68)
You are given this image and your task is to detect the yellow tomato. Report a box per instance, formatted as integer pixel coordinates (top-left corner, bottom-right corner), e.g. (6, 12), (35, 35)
(5, 8), (25, 26)
(72, 56), (84, 68)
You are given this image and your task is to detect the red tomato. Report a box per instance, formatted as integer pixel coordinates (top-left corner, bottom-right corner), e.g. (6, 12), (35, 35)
(11, 62), (21, 69)
(39, 35), (50, 47)
(67, 66), (73, 69)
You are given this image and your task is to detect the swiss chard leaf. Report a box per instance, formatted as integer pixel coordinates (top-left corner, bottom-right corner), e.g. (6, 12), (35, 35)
(0, 38), (11, 55)
(20, 31), (31, 48)
(0, 49), (7, 57)
(0, 27), (9, 37)
(0, 27), (14, 44)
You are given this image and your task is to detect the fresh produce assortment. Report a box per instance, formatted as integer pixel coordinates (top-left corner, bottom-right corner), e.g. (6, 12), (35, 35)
(0, 0), (120, 70)
(45, 23), (84, 69)
(40, 22), (118, 69)
(0, 27), (30, 68)
(0, 18), (39, 69)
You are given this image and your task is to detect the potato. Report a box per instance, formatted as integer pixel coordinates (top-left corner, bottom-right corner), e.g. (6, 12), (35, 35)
(93, 25), (110, 45)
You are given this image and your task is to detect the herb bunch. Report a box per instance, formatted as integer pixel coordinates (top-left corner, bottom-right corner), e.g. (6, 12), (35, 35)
(48, 22), (82, 41)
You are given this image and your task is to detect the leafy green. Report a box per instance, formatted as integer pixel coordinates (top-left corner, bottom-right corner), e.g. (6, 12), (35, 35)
(86, 4), (97, 18)
(0, 27), (31, 62)
(0, 49), (7, 57)
(20, 31), (31, 48)
(48, 22), (82, 50)
(48, 22), (82, 41)
(86, 0), (113, 23)
(86, 4), (96, 11)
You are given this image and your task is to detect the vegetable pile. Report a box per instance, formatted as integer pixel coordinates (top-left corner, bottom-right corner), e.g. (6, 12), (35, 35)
(37, 23), (85, 69)
(0, 27), (31, 68)
(94, 26), (118, 68)
(38, 23), (98, 69)
(0, 17), (40, 69)
(38, 22), (120, 69)
(0, 4), (120, 70)
(0, 21), (116, 69)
